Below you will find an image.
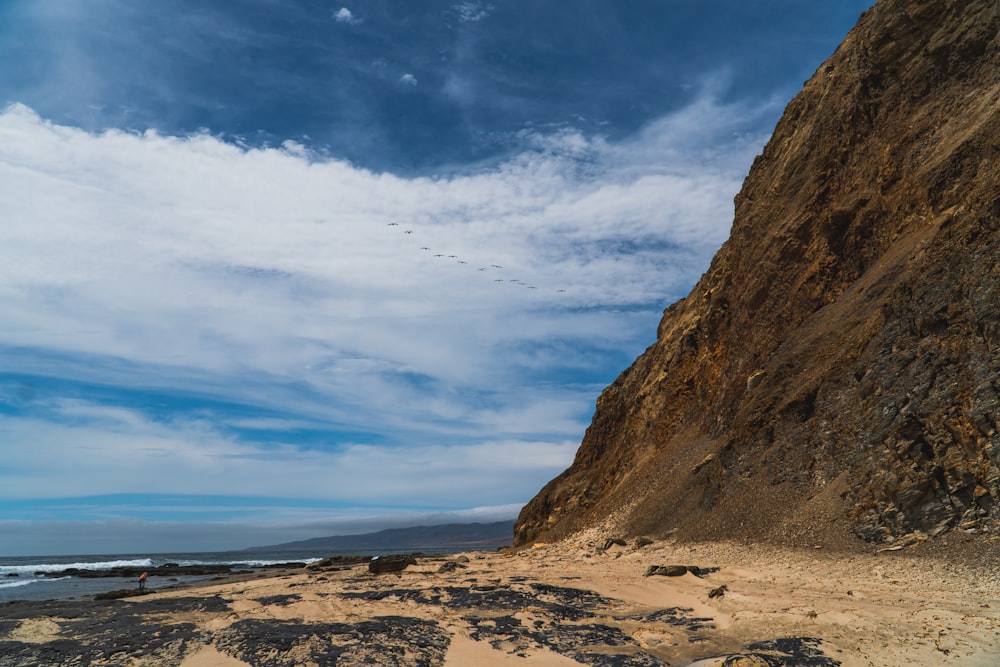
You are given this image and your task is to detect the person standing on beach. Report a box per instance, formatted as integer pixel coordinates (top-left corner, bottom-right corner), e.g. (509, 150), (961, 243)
(138, 571), (148, 591)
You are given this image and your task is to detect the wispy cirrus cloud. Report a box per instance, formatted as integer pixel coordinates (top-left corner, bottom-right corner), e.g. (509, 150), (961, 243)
(452, 2), (493, 23)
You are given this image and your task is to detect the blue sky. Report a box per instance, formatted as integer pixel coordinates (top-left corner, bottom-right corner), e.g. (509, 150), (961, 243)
(0, 0), (873, 555)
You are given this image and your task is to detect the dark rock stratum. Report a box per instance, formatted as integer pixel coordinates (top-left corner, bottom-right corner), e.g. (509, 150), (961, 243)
(517, 0), (1000, 547)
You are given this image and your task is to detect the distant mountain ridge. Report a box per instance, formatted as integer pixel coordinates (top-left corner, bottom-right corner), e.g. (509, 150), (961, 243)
(246, 521), (514, 552)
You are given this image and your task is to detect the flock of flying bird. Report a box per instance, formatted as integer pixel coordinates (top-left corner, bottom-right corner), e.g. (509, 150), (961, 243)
(386, 222), (567, 294)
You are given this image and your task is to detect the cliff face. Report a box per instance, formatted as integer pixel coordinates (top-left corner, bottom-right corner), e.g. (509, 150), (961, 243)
(516, 0), (1000, 547)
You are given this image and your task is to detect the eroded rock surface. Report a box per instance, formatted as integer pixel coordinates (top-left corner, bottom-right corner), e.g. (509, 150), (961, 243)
(516, 0), (1000, 548)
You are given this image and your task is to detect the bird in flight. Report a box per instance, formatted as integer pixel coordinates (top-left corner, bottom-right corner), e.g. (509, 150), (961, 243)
(387, 222), (399, 226)
(378, 228), (554, 296)
(557, 289), (566, 293)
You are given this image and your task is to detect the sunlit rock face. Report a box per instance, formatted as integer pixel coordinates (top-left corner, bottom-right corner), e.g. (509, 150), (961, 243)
(516, 0), (1000, 548)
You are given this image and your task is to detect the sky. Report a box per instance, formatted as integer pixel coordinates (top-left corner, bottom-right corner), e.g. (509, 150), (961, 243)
(0, 0), (875, 556)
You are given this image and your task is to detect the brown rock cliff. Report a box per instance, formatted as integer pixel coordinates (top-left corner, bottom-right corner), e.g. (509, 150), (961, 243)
(516, 0), (1000, 548)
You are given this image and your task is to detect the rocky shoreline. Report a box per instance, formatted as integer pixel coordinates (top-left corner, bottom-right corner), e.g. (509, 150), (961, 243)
(32, 561), (312, 580)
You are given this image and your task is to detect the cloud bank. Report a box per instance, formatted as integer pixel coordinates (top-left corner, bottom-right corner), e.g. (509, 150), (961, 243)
(0, 85), (771, 552)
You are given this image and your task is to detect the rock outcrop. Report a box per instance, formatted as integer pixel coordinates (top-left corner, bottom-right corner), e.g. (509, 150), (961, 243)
(516, 0), (1000, 547)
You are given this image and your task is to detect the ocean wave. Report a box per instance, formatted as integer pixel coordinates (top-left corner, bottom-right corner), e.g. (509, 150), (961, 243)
(0, 555), (322, 578)
(161, 557), (323, 568)
(226, 558), (323, 568)
(0, 579), (35, 589)
(0, 558), (154, 576)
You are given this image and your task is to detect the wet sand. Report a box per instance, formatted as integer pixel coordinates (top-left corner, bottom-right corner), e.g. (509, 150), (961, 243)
(2, 531), (999, 666)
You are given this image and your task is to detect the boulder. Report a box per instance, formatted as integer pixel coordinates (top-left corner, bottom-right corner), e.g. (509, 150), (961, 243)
(437, 561), (466, 573)
(368, 555), (417, 574)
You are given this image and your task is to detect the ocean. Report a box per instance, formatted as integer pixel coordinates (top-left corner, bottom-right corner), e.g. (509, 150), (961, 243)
(0, 551), (327, 603)
(0, 547), (465, 604)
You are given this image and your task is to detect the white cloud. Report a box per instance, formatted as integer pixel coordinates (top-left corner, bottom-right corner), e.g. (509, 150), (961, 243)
(333, 7), (359, 24)
(399, 73), (418, 86)
(0, 88), (769, 537)
(0, 408), (577, 506)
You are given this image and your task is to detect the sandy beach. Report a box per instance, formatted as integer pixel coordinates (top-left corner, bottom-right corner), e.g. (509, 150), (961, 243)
(2, 531), (999, 666)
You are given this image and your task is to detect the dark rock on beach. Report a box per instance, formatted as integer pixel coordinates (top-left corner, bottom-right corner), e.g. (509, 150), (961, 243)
(38, 561), (308, 579)
(645, 565), (689, 577)
(603, 537), (628, 550)
(721, 637), (842, 667)
(307, 555), (372, 570)
(645, 564), (718, 577)
(216, 617), (450, 667)
(93, 589), (150, 601)
(0, 596), (229, 667)
(368, 554), (417, 574)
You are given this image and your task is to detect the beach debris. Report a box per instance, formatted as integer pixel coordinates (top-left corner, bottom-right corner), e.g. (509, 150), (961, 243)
(635, 536), (654, 548)
(709, 584), (728, 598)
(368, 554), (417, 574)
(601, 537), (627, 551)
(437, 560), (466, 573)
(645, 565), (688, 577)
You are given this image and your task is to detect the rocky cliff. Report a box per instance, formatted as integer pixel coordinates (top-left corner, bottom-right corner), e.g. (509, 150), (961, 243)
(516, 0), (1000, 548)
